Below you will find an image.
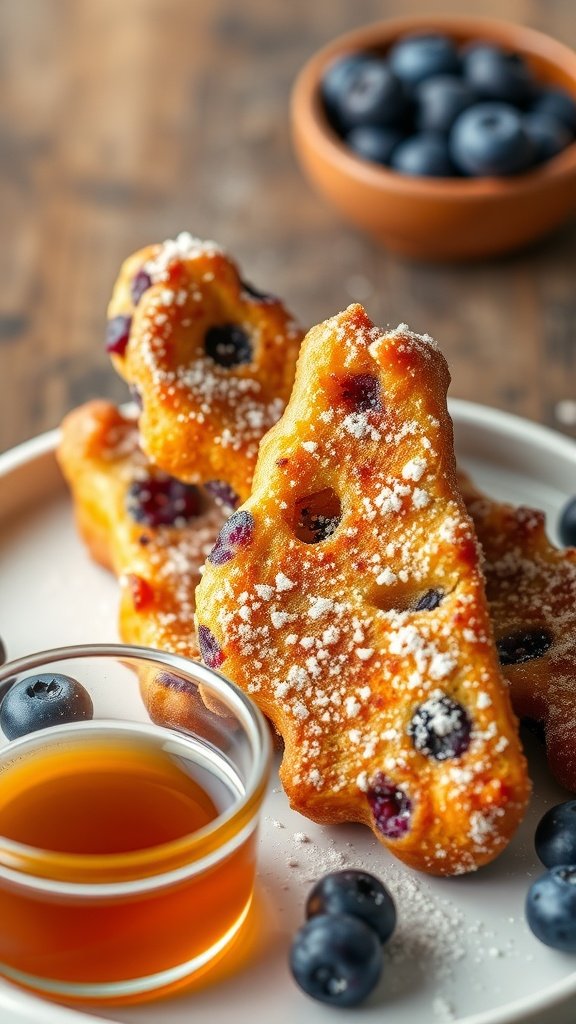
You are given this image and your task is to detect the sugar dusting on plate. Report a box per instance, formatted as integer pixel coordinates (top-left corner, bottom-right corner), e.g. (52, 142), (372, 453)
(261, 816), (534, 1020)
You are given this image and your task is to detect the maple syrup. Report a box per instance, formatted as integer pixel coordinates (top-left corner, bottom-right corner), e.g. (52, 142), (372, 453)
(0, 721), (261, 1003)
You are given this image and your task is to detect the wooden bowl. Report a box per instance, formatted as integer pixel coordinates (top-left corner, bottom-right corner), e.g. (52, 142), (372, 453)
(291, 16), (576, 261)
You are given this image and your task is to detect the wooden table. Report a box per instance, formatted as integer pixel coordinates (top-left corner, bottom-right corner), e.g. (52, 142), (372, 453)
(1, 0), (576, 453)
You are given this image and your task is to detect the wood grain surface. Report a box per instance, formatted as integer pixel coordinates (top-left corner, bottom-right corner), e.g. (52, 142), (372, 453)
(1, 0), (576, 452)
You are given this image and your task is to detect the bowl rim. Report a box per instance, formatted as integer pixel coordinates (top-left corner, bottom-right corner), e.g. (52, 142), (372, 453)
(291, 13), (576, 200)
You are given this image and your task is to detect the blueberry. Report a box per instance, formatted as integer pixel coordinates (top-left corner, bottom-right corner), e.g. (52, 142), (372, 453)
(126, 475), (203, 528)
(289, 914), (382, 1007)
(367, 774), (412, 839)
(131, 268), (152, 305)
(450, 102), (535, 176)
(321, 53), (372, 126)
(295, 491), (341, 543)
(326, 57), (407, 132)
(413, 588), (443, 611)
(306, 870), (396, 945)
(408, 693), (471, 761)
(523, 112), (573, 164)
(204, 480), (239, 510)
(559, 496), (576, 547)
(462, 44), (534, 105)
(388, 33), (460, 88)
(497, 627), (553, 665)
(346, 125), (403, 165)
(197, 625), (225, 669)
(415, 75), (476, 133)
(105, 315), (132, 356)
(535, 801), (576, 868)
(526, 866), (576, 952)
(532, 87), (576, 135)
(390, 133), (456, 177)
(338, 373), (383, 412)
(204, 323), (252, 367)
(0, 674), (93, 740)
(208, 510), (254, 565)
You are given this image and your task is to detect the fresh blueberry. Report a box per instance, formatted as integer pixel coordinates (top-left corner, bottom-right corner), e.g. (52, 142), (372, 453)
(367, 774), (412, 839)
(204, 323), (252, 367)
(345, 125), (403, 165)
(408, 693), (471, 761)
(289, 913), (382, 1007)
(326, 57), (407, 132)
(559, 496), (576, 547)
(462, 44), (534, 105)
(531, 87), (576, 135)
(105, 315), (132, 356)
(497, 627), (553, 665)
(306, 870), (396, 945)
(526, 866), (576, 952)
(450, 102), (535, 176)
(321, 53), (373, 127)
(523, 112), (573, 164)
(390, 133), (456, 177)
(388, 33), (460, 88)
(0, 674), (93, 740)
(535, 801), (576, 868)
(126, 475), (203, 528)
(415, 75), (476, 133)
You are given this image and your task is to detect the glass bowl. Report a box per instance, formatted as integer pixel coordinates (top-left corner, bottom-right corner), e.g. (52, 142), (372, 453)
(0, 644), (271, 1005)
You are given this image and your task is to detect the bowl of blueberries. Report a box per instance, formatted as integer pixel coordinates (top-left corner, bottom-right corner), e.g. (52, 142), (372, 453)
(291, 16), (576, 260)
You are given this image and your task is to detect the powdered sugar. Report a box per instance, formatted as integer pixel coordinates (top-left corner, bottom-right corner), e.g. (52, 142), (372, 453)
(197, 305), (527, 878)
(145, 232), (223, 281)
(342, 411), (382, 441)
(307, 596), (335, 620)
(114, 234), (303, 495)
(402, 456), (428, 482)
(276, 573), (295, 592)
(259, 809), (536, 1020)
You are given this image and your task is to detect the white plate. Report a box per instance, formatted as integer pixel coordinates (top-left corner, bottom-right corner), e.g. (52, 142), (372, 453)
(0, 400), (576, 1024)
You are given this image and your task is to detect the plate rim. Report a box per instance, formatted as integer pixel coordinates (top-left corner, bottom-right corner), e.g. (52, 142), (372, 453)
(0, 399), (575, 1024)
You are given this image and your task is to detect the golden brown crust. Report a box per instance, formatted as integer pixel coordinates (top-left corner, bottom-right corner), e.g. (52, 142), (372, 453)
(459, 469), (576, 791)
(107, 233), (304, 503)
(56, 400), (226, 731)
(195, 305), (530, 876)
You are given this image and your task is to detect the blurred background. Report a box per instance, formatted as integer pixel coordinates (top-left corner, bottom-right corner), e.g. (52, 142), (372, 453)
(1, 0), (575, 451)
